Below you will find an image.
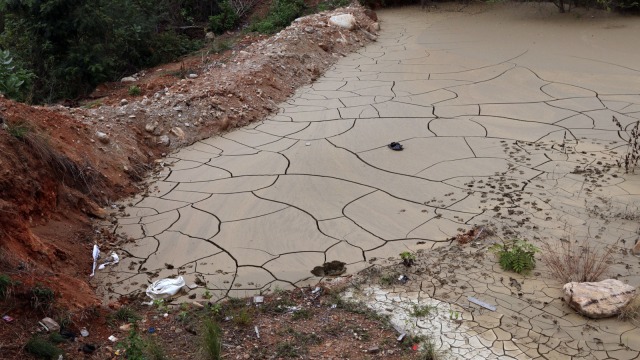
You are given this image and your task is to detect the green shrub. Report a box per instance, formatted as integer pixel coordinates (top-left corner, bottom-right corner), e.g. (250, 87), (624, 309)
(0, 274), (14, 299)
(201, 319), (222, 360)
(489, 239), (539, 274)
(249, 0), (307, 34)
(317, 0), (351, 11)
(30, 284), (55, 312)
(209, 1), (239, 35)
(411, 304), (436, 318)
(112, 306), (141, 323)
(0, 50), (33, 102)
(128, 85), (141, 96)
(25, 337), (62, 359)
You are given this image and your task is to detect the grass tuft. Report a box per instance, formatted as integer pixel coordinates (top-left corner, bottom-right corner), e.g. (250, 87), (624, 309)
(540, 239), (613, 283)
(25, 336), (62, 359)
(201, 319), (223, 360)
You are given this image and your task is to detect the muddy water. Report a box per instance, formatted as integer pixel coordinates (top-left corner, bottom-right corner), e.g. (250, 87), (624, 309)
(98, 3), (640, 303)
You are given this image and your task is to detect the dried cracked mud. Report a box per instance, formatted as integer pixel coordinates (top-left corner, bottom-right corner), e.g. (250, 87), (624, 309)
(99, 4), (640, 358)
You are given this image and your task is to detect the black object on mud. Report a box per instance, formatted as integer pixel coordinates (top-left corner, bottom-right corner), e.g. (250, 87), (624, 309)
(388, 142), (403, 151)
(311, 260), (346, 276)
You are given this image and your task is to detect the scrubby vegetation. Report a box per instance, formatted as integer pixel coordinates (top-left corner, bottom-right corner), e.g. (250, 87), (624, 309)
(540, 239), (613, 283)
(489, 238), (539, 274)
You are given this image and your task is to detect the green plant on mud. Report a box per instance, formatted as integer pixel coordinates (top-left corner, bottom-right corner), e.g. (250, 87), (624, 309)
(25, 336), (62, 359)
(400, 251), (416, 266)
(201, 318), (223, 360)
(411, 304), (436, 318)
(489, 238), (539, 274)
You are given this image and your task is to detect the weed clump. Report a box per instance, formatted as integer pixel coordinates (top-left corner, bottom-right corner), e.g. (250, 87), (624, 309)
(201, 319), (223, 360)
(540, 239), (613, 283)
(489, 238), (539, 274)
(30, 284), (55, 313)
(25, 336), (62, 359)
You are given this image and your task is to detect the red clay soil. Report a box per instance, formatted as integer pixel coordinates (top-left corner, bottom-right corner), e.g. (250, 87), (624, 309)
(0, 5), (379, 358)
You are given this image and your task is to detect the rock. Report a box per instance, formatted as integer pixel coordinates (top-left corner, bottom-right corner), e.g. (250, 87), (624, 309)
(145, 122), (158, 133)
(563, 279), (636, 318)
(304, 26), (314, 34)
(632, 240), (640, 255)
(361, 29), (377, 41)
(364, 9), (378, 21)
(157, 135), (170, 147)
(41, 317), (60, 332)
(188, 73), (198, 79)
(370, 22), (380, 32)
(120, 76), (136, 83)
(95, 131), (109, 144)
(329, 14), (356, 31)
(311, 260), (346, 276)
(120, 99), (128, 106)
(205, 32), (215, 40)
(367, 346), (380, 354)
(170, 127), (185, 139)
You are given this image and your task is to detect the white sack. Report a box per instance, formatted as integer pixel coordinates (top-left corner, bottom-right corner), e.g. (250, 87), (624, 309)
(145, 276), (185, 300)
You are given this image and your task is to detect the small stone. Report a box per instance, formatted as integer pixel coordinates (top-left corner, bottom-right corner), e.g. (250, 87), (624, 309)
(170, 127), (185, 139)
(367, 346), (380, 354)
(188, 73), (198, 79)
(157, 135), (170, 147)
(120, 99), (128, 106)
(145, 122), (157, 133)
(371, 22), (380, 31)
(95, 131), (109, 144)
(205, 32), (215, 40)
(304, 26), (314, 34)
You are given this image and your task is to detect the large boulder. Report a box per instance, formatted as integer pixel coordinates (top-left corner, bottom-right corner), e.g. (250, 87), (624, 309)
(563, 279), (636, 318)
(329, 14), (356, 31)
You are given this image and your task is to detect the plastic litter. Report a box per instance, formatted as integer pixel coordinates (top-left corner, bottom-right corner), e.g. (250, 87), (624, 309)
(398, 274), (409, 284)
(108, 335), (118, 342)
(254, 326), (260, 339)
(80, 327), (89, 337)
(253, 296), (264, 304)
(98, 252), (120, 270)
(90, 244), (100, 277)
(81, 344), (96, 354)
(2, 315), (14, 323)
(145, 276), (185, 300)
(388, 142), (404, 151)
(148, 327), (156, 334)
(468, 296), (496, 311)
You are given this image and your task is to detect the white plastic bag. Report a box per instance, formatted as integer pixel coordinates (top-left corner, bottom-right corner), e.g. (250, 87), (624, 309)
(90, 244), (100, 277)
(98, 252), (120, 270)
(145, 276), (185, 300)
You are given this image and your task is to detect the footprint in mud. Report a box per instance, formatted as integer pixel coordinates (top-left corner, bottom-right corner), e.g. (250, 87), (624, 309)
(311, 260), (347, 276)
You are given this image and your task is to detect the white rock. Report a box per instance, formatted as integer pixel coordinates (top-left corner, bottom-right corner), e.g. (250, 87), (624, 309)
(145, 122), (158, 133)
(188, 73), (198, 79)
(329, 14), (356, 30)
(170, 127), (185, 139)
(95, 131), (109, 144)
(41, 317), (60, 332)
(120, 76), (136, 83)
(563, 279), (636, 318)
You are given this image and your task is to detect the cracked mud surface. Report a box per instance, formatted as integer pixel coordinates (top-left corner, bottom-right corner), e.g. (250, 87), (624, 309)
(99, 3), (640, 357)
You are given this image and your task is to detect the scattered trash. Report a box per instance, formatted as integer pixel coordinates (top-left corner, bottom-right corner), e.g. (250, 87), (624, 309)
(285, 306), (301, 313)
(115, 349), (122, 356)
(90, 244), (100, 277)
(40, 317), (60, 332)
(192, 301), (204, 308)
(254, 326), (260, 339)
(2, 315), (14, 323)
(145, 276), (185, 300)
(412, 344), (419, 351)
(388, 142), (404, 151)
(163, 313), (169, 318)
(98, 252), (120, 270)
(398, 274), (409, 284)
(108, 335), (118, 342)
(81, 344), (96, 354)
(330, 304), (337, 309)
(468, 296), (496, 311)
(397, 333), (406, 342)
(80, 327), (89, 337)
(253, 295), (264, 305)
(224, 316), (233, 322)
(57, 355), (63, 360)
(60, 329), (76, 340)
(148, 327), (156, 334)
(311, 287), (322, 294)
(186, 283), (199, 290)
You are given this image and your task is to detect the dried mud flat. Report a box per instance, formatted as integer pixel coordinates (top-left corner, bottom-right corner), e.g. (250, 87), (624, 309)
(98, 2), (640, 359)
